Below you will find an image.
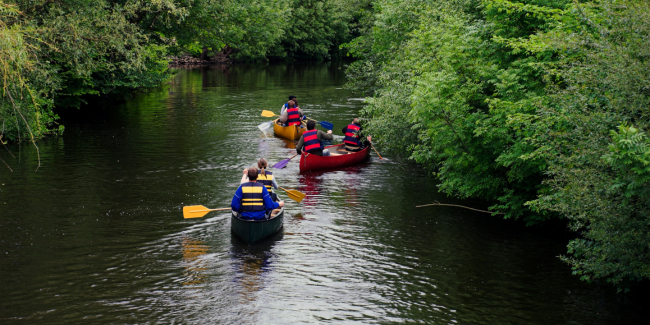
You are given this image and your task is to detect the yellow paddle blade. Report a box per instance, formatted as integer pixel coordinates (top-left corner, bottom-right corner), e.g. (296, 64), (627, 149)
(286, 190), (306, 203)
(183, 205), (211, 219)
(261, 110), (277, 117)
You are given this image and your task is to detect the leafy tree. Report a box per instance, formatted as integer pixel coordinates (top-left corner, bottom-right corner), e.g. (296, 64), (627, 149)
(524, 0), (650, 290)
(346, 0), (567, 224)
(346, 0), (650, 288)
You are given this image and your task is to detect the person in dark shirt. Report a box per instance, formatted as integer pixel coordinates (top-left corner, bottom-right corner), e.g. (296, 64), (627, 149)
(342, 118), (371, 152)
(296, 120), (334, 156)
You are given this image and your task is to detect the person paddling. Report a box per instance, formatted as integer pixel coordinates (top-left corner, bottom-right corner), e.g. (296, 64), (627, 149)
(279, 100), (305, 127)
(240, 158), (279, 202)
(232, 167), (284, 220)
(297, 120), (333, 156)
(342, 118), (372, 152)
(280, 95), (297, 115)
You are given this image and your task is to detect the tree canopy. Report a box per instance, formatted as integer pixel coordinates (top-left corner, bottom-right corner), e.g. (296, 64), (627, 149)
(1, 0), (369, 143)
(345, 0), (650, 290)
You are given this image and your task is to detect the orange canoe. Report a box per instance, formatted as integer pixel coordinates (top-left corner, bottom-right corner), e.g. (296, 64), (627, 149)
(273, 119), (305, 141)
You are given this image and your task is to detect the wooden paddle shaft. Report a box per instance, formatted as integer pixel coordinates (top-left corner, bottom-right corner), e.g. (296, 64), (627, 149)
(370, 144), (383, 159)
(190, 208), (232, 212)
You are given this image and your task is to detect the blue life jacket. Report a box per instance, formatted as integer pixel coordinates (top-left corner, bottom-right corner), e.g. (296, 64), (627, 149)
(240, 182), (265, 211)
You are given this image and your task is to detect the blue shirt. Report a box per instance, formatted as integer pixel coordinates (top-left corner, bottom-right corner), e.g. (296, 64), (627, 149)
(231, 182), (280, 220)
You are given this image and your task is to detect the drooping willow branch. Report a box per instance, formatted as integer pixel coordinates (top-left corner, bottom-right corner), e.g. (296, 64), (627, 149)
(416, 200), (504, 215)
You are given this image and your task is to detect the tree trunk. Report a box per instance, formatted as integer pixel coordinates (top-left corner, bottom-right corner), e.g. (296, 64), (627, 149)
(199, 46), (209, 60)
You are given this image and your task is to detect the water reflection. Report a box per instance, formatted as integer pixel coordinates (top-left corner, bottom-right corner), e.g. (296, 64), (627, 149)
(181, 237), (209, 286)
(277, 137), (296, 149)
(298, 172), (324, 208)
(231, 233), (283, 304)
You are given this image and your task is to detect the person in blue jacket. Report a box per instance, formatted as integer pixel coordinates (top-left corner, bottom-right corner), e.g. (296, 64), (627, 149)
(231, 167), (284, 220)
(280, 95), (297, 115)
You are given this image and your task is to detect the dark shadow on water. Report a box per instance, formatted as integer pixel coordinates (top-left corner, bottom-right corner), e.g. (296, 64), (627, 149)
(230, 229), (284, 303)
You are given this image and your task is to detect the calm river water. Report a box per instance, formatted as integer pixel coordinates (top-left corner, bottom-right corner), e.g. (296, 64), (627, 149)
(1, 64), (648, 324)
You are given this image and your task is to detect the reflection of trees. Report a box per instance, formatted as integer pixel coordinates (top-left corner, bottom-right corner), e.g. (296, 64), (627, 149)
(181, 237), (209, 286)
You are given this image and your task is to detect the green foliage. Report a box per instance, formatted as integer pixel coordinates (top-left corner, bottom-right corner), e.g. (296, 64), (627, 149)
(347, 0), (650, 288)
(1, 0), (375, 144)
(347, 0), (566, 224)
(604, 125), (650, 198)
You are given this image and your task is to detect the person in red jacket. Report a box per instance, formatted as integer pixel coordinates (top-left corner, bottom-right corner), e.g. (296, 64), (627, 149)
(279, 100), (304, 126)
(342, 118), (371, 152)
(296, 120), (333, 156)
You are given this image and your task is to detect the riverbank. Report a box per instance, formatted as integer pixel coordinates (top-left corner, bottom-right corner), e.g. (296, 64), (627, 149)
(168, 53), (232, 67)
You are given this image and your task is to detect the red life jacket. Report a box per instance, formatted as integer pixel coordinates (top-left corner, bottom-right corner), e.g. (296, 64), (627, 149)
(303, 130), (323, 153)
(287, 108), (301, 126)
(343, 124), (362, 146)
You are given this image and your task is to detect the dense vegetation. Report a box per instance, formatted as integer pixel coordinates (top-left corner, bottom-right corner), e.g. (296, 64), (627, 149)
(2, 0), (647, 291)
(0, 0), (371, 143)
(346, 0), (650, 291)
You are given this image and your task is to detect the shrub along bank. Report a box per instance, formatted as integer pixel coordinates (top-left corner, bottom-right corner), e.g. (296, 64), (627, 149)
(345, 0), (650, 291)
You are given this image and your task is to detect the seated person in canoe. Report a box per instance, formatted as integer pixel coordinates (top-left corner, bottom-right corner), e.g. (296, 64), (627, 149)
(280, 95), (297, 115)
(240, 158), (279, 202)
(342, 118), (372, 152)
(279, 100), (306, 127)
(296, 120), (334, 156)
(232, 167), (284, 220)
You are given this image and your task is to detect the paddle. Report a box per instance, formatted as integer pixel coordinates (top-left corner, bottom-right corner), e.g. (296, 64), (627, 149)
(305, 117), (333, 130)
(261, 110), (333, 130)
(271, 153), (298, 169)
(278, 187), (306, 203)
(261, 110), (279, 118)
(258, 120), (273, 132)
(183, 205), (231, 219)
(370, 143), (384, 159)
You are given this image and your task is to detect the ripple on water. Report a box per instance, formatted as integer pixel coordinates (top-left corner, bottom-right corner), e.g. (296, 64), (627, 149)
(1, 65), (649, 325)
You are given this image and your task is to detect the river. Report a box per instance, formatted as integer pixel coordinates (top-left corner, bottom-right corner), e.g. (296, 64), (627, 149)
(1, 63), (647, 324)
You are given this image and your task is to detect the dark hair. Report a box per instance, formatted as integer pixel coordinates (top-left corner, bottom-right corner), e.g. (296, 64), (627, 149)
(247, 167), (258, 180)
(289, 95), (296, 100)
(292, 99), (298, 107)
(257, 158), (268, 177)
(307, 120), (316, 130)
(288, 100), (296, 108)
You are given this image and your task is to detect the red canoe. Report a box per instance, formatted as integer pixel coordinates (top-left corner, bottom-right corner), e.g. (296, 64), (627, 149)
(299, 144), (370, 172)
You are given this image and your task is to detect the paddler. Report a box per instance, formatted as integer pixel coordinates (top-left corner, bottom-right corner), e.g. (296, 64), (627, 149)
(232, 167), (284, 220)
(280, 95), (297, 115)
(296, 120), (333, 156)
(342, 118), (372, 152)
(240, 158), (279, 202)
(279, 100), (305, 127)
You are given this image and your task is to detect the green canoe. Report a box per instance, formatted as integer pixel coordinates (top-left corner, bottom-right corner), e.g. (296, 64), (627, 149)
(231, 203), (284, 244)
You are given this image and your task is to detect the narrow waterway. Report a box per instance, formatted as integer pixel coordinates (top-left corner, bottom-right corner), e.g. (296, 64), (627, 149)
(1, 63), (647, 324)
